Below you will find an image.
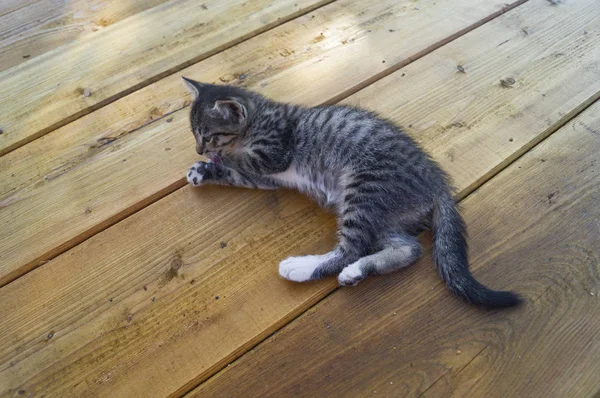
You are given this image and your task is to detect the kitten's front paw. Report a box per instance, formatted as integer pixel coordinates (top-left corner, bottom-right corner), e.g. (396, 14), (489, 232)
(186, 161), (214, 187)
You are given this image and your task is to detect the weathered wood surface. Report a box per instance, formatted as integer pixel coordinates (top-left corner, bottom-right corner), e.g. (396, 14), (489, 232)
(0, 0), (171, 72)
(1, 0), (598, 396)
(192, 99), (600, 398)
(0, 0), (332, 156)
(0, 0), (526, 286)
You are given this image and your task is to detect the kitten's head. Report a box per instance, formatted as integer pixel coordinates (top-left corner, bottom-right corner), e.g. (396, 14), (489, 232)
(182, 77), (253, 160)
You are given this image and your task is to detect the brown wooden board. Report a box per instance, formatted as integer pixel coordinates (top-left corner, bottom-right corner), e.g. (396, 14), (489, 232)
(1, 0), (599, 396)
(0, 0), (171, 72)
(0, 0), (527, 286)
(191, 100), (600, 398)
(0, 0), (332, 155)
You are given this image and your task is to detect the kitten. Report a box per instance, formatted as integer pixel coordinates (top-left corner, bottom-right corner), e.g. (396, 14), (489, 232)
(181, 77), (521, 309)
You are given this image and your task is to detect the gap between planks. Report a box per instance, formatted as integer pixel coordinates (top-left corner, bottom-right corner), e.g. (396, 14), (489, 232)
(190, 99), (600, 398)
(418, 346), (489, 397)
(188, 96), (600, 398)
(2, 0), (598, 394)
(183, 0), (600, 392)
(0, 0), (337, 157)
(0, 0), (530, 288)
(0, 0), (171, 72)
(180, 31), (600, 398)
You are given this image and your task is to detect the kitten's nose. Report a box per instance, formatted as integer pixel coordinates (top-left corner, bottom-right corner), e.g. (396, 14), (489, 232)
(196, 143), (204, 155)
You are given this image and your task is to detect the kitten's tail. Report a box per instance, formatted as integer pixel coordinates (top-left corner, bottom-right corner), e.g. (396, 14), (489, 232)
(432, 194), (522, 309)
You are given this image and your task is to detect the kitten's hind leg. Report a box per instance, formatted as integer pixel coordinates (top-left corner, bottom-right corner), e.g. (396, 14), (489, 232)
(280, 200), (382, 283)
(279, 245), (359, 283)
(279, 251), (339, 282)
(338, 233), (421, 286)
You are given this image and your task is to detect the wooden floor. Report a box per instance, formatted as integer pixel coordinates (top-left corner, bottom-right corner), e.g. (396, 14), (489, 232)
(1, 0), (599, 396)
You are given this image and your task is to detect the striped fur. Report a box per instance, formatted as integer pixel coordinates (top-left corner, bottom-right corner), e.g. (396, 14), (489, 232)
(182, 77), (521, 309)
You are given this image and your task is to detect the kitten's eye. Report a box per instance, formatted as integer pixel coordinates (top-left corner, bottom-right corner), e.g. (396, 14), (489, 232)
(207, 136), (216, 144)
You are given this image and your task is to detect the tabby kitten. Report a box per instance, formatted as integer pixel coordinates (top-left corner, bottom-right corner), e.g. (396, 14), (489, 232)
(181, 77), (521, 309)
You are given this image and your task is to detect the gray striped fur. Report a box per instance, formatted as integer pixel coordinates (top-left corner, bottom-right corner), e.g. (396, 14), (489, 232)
(182, 77), (521, 309)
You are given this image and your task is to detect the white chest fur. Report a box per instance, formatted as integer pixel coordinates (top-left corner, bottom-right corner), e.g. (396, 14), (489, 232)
(270, 164), (313, 191)
(271, 164), (338, 206)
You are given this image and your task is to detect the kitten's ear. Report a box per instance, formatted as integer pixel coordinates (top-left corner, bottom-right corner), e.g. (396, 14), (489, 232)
(214, 99), (247, 125)
(181, 76), (204, 99)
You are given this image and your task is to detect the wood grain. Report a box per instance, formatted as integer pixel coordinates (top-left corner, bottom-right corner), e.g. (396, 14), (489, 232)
(0, 187), (338, 397)
(191, 100), (600, 398)
(1, 0), (598, 396)
(343, 0), (600, 195)
(0, 0), (525, 285)
(0, 0), (171, 72)
(0, 0), (331, 156)
(0, 0), (39, 17)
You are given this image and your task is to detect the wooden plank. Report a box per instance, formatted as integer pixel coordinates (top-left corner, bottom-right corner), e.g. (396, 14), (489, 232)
(344, 0), (600, 195)
(0, 0), (525, 285)
(0, 0), (332, 156)
(1, 0), (599, 396)
(192, 100), (600, 398)
(0, 0), (171, 72)
(0, 0), (39, 17)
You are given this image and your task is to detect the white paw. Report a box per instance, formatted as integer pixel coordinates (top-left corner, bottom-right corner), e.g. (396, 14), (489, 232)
(186, 161), (212, 187)
(279, 254), (328, 282)
(338, 263), (364, 286)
